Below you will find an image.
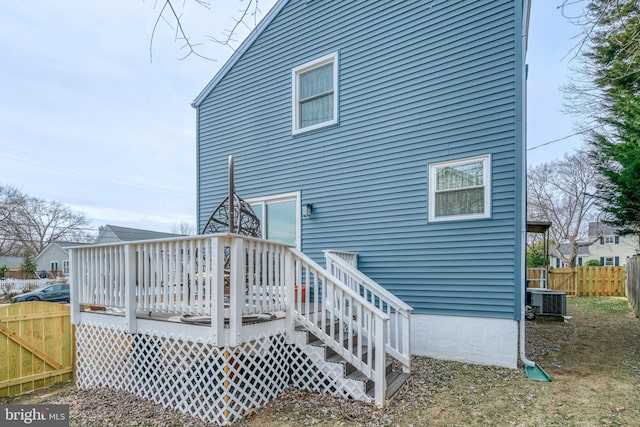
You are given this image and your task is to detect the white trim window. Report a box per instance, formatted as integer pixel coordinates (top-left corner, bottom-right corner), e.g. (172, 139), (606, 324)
(247, 192), (301, 248)
(63, 260), (70, 275)
(292, 52), (338, 134)
(429, 155), (491, 222)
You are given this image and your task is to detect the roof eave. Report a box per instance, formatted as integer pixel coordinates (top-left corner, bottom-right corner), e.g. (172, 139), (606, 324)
(191, 0), (290, 108)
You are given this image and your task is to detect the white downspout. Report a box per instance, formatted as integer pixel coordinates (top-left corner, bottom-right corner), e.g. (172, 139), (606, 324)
(519, 0), (536, 370)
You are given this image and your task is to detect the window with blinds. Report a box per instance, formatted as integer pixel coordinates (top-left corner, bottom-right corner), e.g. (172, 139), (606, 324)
(429, 155), (491, 221)
(292, 53), (338, 134)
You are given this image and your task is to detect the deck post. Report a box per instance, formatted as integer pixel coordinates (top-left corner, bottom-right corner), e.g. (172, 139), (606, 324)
(374, 315), (387, 408)
(401, 310), (411, 373)
(124, 244), (137, 334)
(285, 250), (295, 343)
(211, 236), (226, 346)
(229, 236), (245, 346)
(69, 248), (80, 325)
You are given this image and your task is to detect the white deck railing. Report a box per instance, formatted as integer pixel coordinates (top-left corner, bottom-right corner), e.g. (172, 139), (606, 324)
(70, 234), (292, 345)
(70, 234), (404, 408)
(287, 248), (388, 407)
(324, 250), (413, 373)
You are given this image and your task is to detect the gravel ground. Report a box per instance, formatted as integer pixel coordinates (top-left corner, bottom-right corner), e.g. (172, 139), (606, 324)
(2, 297), (639, 426)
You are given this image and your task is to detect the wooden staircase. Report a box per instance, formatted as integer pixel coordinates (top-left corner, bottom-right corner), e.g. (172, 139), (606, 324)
(292, 321), (410, 403)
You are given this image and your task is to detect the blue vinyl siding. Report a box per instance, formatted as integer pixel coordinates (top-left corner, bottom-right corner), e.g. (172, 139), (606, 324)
(196, 0), (523, 320)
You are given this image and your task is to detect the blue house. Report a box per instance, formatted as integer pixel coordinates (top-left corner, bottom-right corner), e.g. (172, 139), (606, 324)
(193, 0), (531, 369)
(70, 1), (534, 422)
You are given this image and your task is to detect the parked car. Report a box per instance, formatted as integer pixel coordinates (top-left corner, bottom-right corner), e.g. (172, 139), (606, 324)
(11, 283), (70, 303)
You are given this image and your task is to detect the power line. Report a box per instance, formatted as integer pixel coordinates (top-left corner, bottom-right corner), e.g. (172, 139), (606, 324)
(527, 127), (596, 151)
(0, 146), (194, 201)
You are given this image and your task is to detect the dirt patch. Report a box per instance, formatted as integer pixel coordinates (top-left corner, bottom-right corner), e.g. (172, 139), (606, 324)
(2, 297), (639, 426)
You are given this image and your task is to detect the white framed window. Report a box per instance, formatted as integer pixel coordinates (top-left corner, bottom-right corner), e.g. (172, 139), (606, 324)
(51, 261), (58, 272)
(63, 260), (69, 275)
(429, 155), (491, 222)
(292, 52), (338, 134)
(604, 257), (615, 266)
(603, 235), (615, 244)
(247, 192), (301, 248)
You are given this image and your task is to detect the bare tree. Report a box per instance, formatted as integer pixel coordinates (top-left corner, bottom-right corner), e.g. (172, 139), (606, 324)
(0, 184), (94, 256)
(0, 185), (27, 256)
(527, 151), (601, 267)
(170, 222), (196, 235)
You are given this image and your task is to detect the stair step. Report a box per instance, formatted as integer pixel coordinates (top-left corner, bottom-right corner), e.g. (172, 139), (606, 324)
(365, 371), (410, 400)
(346, 358), (393, 382)
(385, 372), (410, 400)
(296, 322), (411, 404)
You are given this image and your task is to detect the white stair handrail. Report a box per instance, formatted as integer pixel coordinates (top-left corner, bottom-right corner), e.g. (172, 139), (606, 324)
(287, 247), (389, 408)
(324, 250), (413, 372)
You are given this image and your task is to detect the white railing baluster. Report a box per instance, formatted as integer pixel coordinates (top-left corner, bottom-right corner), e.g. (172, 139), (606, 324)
(324, 250), (413, 372)
(186, 239), (194, 313)
(88, 247), (95, 305)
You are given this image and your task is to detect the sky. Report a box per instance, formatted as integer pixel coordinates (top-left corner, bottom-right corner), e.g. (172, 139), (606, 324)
(0, 1), (586, 235)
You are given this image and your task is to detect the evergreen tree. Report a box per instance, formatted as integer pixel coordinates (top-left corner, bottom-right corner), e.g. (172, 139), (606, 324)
(582, 0), (640, 234)
(20, 250), (38, 279)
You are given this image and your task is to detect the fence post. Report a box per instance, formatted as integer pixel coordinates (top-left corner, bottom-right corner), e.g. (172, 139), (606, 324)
(124, 244), (137, 334)
(574, 266), (580, 297)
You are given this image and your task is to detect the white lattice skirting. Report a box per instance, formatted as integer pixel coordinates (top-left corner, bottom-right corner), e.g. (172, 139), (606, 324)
(75, 322), (370, 425)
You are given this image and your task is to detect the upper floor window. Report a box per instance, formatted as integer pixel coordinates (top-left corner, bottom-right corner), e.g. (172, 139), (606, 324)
(601, 235), (619, 244)
(428, 155), (491, 222)
(292, 52), (338, 134)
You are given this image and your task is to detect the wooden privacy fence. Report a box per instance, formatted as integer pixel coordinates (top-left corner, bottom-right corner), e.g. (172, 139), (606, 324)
(531, 266), (626, 297)
(0, 302), (73, 396)
(626, 256), (640, 317)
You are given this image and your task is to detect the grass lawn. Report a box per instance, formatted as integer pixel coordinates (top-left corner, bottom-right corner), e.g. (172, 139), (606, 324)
(242, 297), (640, 426)
(2, 297), (639, 426)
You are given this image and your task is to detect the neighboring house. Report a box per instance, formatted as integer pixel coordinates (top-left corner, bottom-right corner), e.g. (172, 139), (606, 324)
(93, 224), (183, 245)
(192, 0), (530, 368)
(35, 226), (183, 277)
(549, 244), (591, 268)
(550, 222), (640, 267)
(36, 242), (89, 277)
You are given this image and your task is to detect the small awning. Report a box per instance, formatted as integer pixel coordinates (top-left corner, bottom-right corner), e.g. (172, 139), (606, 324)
(527, 221), (552, 234)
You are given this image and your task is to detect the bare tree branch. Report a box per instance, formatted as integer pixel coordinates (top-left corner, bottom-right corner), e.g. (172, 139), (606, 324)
(150, 0), (214, 61)
(527, 151), (601, 267)
(149, 0), (268, 61)
(206, 0), (259, 49)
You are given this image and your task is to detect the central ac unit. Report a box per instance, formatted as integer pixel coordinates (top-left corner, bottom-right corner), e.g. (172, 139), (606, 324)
(526, 288), (567, 319)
